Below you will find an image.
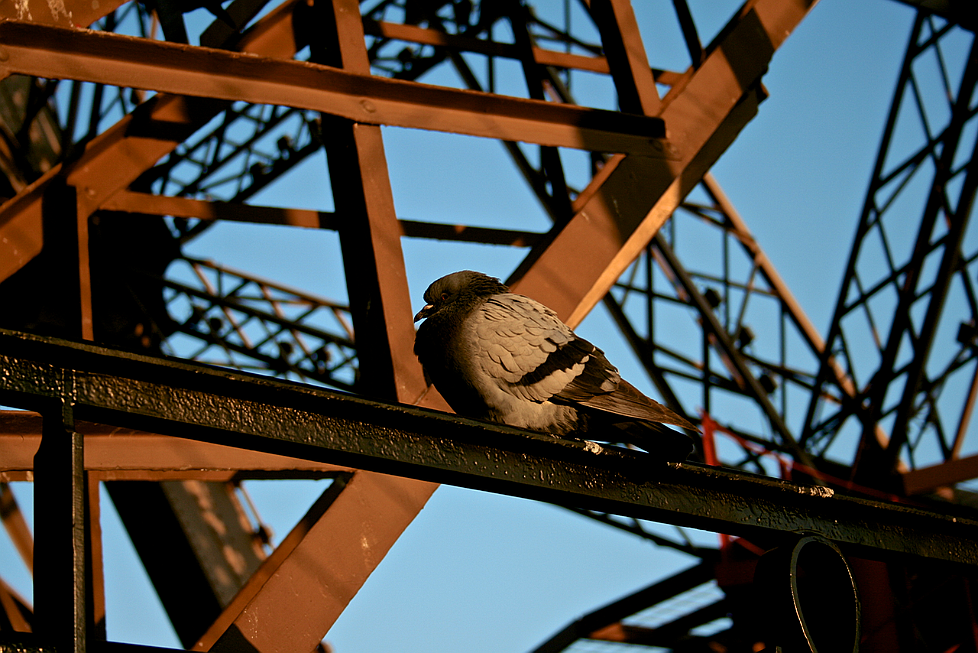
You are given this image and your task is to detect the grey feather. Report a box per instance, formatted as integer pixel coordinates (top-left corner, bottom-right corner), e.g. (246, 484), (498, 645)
(414, 271), (696, 460)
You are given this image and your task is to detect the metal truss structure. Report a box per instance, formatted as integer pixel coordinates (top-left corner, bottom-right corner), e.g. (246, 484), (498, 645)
(1, 1), (978, 652)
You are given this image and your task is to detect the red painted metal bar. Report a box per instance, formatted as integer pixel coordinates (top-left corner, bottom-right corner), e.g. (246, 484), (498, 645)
(902, 454), (978, 495)
(0, 0), (305, 285)
(1, 412), (354, 476)
(101, 189), (543, 245)
(196, 471), (434, 652)
(508, 0), (816, 328)
(192, 3), (441, 648)
(0, 21), (667, 157)
(0, 0), (126, 28)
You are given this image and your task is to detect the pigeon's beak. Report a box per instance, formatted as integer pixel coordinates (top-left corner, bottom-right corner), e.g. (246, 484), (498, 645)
(414, 304), (435, 322)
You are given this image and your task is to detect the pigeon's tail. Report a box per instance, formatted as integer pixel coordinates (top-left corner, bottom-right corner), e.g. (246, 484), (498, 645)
(611, 420), (697, 462)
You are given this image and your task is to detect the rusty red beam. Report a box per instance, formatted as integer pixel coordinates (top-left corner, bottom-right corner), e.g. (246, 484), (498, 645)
(0, 21), (667, 156)
(0, 0), (126, 28)
(194, 471), (435, 652)
(0, 0), (305, 285)
(0, 411), (353, 477)
(0, 577), (32, 632)
(188, 4), (443, 649)
(101, 190), (542, 245)
(509, 0), (817, 328)
(902, 454), (978, 495)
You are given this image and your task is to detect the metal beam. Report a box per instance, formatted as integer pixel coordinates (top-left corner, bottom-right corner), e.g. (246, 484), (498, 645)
(1, 329), (977, 567)
(1, 411), (354, 477)
(0, 0), (306, 285)
(0, 0), (126, 28)
(0, 576), (32, 632)
(362, 19), (613, 74)
(508, 0), (816, 328)
(0, 21), (668, 157)
(530, 560), (717, 653)
(224, 5), (447, 648)
(196, 471), (434, 652)
(876, 36), (978, 471)
(32, 403), (87, 653)
(317, 0), (425, 402)
(902, 453), (978, 495)
(101, 190), (542, 245)
(890, 0), (977, 31)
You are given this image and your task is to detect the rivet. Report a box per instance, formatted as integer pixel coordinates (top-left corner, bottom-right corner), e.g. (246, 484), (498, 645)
(360, 99), (376, 113)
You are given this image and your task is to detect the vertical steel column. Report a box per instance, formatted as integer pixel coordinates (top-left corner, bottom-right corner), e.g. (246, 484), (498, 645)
(316, 0), (427, 402)
(585, 0), (661, 115)
(33, 400), (86, 653)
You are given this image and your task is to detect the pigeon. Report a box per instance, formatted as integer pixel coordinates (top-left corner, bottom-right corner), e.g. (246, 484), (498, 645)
(413, 270), (696, 460)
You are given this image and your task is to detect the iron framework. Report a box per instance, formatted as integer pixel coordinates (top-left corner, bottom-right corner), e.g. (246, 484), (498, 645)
(2, 0), (978, 652)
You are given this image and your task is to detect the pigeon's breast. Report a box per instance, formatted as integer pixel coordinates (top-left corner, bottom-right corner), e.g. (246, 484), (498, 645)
(416, 310), (496, 419)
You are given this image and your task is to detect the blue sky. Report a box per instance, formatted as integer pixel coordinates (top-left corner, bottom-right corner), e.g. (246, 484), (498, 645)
(2, 1), (956, 651)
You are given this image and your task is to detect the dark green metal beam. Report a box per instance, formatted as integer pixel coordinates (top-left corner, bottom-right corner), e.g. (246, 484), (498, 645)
(2, 328), (978, 567)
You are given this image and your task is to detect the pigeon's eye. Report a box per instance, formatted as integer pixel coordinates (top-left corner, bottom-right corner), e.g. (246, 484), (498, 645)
(440, 292), (450, 301)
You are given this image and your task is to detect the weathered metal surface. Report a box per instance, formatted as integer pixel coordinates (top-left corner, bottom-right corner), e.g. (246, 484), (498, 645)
(319, 0), (423, 402)
(303, 6), (441, 649)
(0, 0), (127, 28)
(31, 404), (87, 653)
(3, 1), (975, 650)
(195, 471), (434, 653)
(1, 329), (977, 567)
(0, 412), (354, 477)
(0, 21), (668, 158)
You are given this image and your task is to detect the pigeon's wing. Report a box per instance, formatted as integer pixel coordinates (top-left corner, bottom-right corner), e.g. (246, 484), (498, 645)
(474, 293), (697, 432)
(575, 377), (698, 430)
(473, 294), (619, 404)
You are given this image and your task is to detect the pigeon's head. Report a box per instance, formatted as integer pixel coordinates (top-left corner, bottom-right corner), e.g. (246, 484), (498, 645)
(414, 271), (508, 322)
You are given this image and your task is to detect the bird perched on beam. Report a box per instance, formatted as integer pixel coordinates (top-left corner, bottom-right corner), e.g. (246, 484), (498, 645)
(413, 271), (696, 460)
